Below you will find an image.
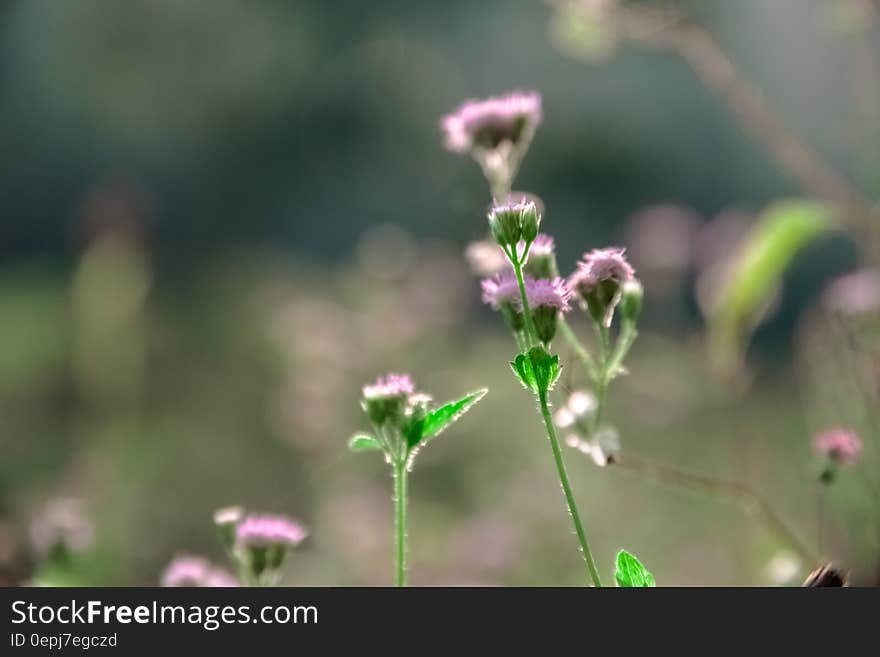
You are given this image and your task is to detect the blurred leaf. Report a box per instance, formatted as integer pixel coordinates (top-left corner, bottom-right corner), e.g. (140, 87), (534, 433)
(548, 5), (618, 63)
(707, 200), (835, 377)
(615, 550), (656, 587)
(408, 388), (488, 448)
(348, 434), (382, 452)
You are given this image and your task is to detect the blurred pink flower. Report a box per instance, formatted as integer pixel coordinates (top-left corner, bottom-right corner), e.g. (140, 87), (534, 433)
(441, 91), (542, 153)
(161, 556), (238, 587)
(813, 428), (862, 466)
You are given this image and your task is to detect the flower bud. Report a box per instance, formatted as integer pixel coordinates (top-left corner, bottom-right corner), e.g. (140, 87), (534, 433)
(213, 505), (244, 551)
(620, 279), (644, 325)
(532, 305), (560, 344)
(487, 199), (539, 250)
(520, 203), (540, 243)
(362, 374), (415, 426)
(488, 205), (523, 248)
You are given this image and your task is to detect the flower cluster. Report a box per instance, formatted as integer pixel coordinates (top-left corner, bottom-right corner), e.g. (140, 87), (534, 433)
(160, 507), (307, 587)
(481, 270), (571, 344)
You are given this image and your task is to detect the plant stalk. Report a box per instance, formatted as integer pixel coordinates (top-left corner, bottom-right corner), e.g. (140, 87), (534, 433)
(393, 459), (408, 587)
(539, 389), (603, 586)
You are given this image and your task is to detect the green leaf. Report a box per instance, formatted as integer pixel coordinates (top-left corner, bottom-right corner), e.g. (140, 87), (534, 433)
(510, 347), (561, 395)
(510, 352), (538, 393)
(407, 388), (488, 449)
(615, 549), (655, 587)
(707, 200), (835, 377)
(348, 433), (383, 452)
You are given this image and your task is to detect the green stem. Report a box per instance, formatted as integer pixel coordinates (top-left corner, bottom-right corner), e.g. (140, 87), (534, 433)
(539, 389), (603, 586)
(557, 316), (598, 382)
(393, 459), (408, 587)
(591, 324), (612, 435)
(606, 322), (638, 380)
(511, 258), (539, 348)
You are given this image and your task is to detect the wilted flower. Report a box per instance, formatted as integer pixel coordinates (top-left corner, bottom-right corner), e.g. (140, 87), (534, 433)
(161, 556), (238, 587)
(814, 428), (862, 467)
(568, 247), (635, 327)
(554, 390), (597, 428)
(441, 91), (542, 153)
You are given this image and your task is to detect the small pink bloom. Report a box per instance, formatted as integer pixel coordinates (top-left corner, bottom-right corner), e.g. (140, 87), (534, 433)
(362, 374), (415, 400)
(481, 271), (521, 310)
(235, 514), (308, 549)
(441, 91), (542, 153)
(568, 247), (635, 296)
(525, 277), (572, 312)
(161, 556), (238, 587)
(813, 428), (862, 466)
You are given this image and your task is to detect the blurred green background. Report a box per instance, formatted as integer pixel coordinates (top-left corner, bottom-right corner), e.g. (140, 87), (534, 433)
(1, 0), (878, 586)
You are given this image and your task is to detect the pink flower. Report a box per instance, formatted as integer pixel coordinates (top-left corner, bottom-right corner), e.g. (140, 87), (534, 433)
(481, 271), (521, 310)
(481, 273), (571, 312)
(528, 234), (555, 258)
(235, 514), (309, 549)
(362, 374), (415, 400)
(441, 91), (542, 153)
(525, 277), (572, 312)
(814, 428), (862, 466)
(161, 556), (239, 587)
(567, 247), (635, 296)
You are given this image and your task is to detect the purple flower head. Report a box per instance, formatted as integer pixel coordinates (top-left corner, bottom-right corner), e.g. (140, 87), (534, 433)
(161, 556), (239, 587)
(235, 514), (308, 550)
(362, 374), (415, 400)
(481, 270), (521, 310)
(522, 233), (558, 279)
(568, 248), (635, 327)
(528, 234), (555, 258)
(814, 428), (862, 466)
(442, 91), (542, 153)
(525, 277), (572, 312)
(569, 248), (635, 293)
(362, 373), (419, 426)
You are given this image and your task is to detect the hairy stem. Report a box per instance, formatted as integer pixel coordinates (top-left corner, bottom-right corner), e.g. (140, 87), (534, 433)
(590, 324), (612, 435)
(539, 389), (603, 586)
(511, 257), (539, 348)
(393, 459), (408, 587)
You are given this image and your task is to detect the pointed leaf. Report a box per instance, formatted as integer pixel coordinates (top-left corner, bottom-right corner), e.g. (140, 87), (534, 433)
(510, 352), (538, 393)
(408, 388), (488, 448)
(615, 549), (656, 587)
(348, 433), (383, 452)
